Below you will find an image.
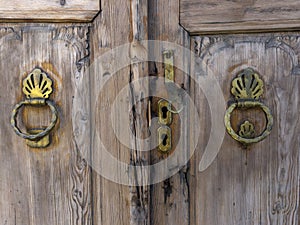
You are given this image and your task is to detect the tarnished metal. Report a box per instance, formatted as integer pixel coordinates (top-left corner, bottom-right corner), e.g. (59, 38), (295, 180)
(231, 68), (264, 100)
(163, 50), (174, 83)
(163, 50), (183, 114)
(23, 68), (53, 99)
(158, 99), (172, 125)
(158, 126), (171, 153)
(11, 68), (58, 148)
(157, 50), (183, 153)
(239, 121), (255, 139)
(224, 68), (273, 145)
(26, 129), (50, 148)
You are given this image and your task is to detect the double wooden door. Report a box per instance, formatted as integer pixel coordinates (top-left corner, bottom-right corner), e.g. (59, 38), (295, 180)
(1, 0), (300, 225)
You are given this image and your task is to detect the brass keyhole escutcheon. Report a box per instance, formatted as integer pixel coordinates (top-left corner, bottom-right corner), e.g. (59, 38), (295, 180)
(158, 99), (172, 153)
(11, 68), (58, 148)
(158, 126), (171, 153)
(158, 99), (172, 126)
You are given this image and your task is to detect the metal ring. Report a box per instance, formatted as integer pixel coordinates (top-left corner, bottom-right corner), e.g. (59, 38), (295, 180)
(11, 98), (58, 141)
(167, 100), (184, 114)
(224, 101), (273, 145)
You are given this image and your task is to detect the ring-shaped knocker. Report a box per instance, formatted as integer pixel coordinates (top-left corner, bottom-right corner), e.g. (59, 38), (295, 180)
(11, 99), (58, 141)
(224, 101), (273, 145)
(10, 68), (58, 147)
(224, 68), (273, 145)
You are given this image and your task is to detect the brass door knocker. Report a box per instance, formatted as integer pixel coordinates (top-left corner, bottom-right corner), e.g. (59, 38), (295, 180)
(224, 68), (273, 145)
(11, 68), (58, 148)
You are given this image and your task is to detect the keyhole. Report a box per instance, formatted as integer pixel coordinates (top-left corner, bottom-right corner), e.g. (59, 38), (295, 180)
(162, 106), (168, 119)
(161, 134), (168, 146)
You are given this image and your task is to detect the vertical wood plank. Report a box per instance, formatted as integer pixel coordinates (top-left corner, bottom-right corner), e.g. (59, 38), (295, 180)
(129, 0), (150, 224)
(148, 0), (191, 225)
(90, 0), (140, 224)
(90, 0), (152, 223)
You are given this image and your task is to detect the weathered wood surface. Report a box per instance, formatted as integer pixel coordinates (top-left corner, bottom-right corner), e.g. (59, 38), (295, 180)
(0, 0), (100, 22)
(89, 0), (150, 224)
(180, 0), (300, 34)
(148, 0), (191, 225)
(190, 33), (300, 225)
(1, 1), (300, 225)
(0, 24), (91, 225)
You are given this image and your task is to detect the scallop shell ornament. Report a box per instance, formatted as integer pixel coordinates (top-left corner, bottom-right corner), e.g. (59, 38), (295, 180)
(22, 68), (53, 99)
(231, 68), (263, 100)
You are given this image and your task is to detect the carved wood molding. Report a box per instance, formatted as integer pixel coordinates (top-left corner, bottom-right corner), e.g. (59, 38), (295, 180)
(0, 27), (22, 41)
(266, 36), (300, 75)
(194, 34), (300, 75)
(52, 25), (91, 72)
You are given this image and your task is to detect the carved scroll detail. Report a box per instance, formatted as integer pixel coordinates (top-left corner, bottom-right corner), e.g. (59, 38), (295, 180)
(52, 25), (91, 72)
(266, 35), (300, 75)
(0, 27), (22, 41)
(194, 34), (300, 76)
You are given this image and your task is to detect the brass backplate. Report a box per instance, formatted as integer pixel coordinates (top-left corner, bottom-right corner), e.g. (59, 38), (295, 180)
(231, 68), (263, 100)
(25, 128), (50, 148)
(23, 68), (53, 99)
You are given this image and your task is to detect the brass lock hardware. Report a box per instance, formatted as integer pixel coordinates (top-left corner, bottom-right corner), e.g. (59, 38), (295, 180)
(157, 50), (183, 153)
(163, 50), (184, 114)
(224, 68), (273, 145)
(158, 126), (172, 153)
(158, 99), (172, 125)
(163, 50), (174, 83)
(11, 68), (58, 148)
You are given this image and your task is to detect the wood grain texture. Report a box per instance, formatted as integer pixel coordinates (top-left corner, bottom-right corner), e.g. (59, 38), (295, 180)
(0, 24), (91, 225)
(90, 0), (152, 223)
(128, 0), (150, 224)
(190, 33), (300, 225)
(0, 0), (100, 22)
(180, 0), (300, 34)
(148, 0), (191, 224)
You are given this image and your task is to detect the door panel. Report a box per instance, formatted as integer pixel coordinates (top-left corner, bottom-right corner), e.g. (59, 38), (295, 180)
(0, 24), (91, 225)
(190, 33), (300, 225)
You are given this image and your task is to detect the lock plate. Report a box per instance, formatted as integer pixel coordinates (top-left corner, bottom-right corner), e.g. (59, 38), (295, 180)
(158, 126), (171, 153)
(163, 50), (174, 83)
(158, 99), (172, 125)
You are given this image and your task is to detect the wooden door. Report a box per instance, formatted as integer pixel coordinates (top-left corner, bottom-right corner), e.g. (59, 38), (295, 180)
(1, 0), (300, 225)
